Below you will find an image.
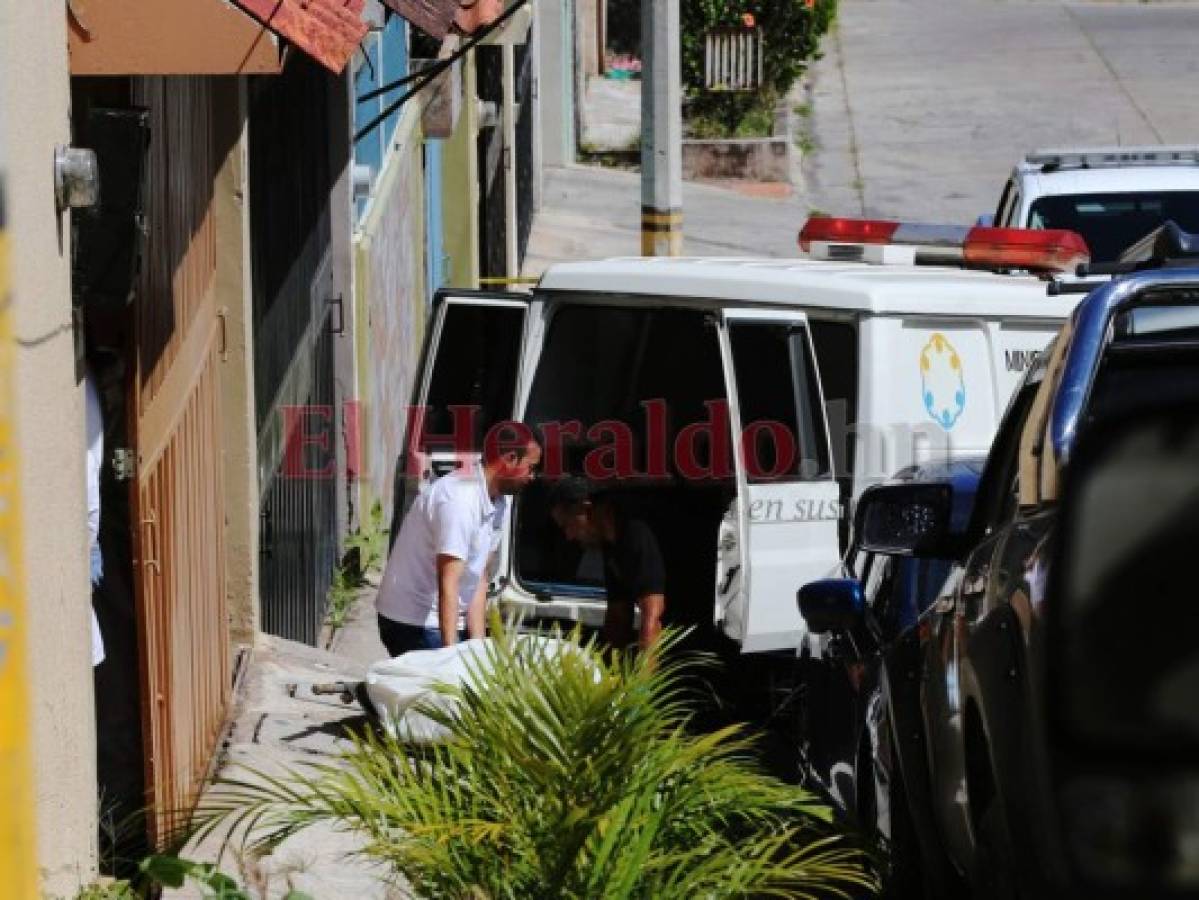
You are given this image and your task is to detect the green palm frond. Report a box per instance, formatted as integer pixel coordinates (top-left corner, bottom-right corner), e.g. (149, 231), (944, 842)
(193, 619), (878, 898)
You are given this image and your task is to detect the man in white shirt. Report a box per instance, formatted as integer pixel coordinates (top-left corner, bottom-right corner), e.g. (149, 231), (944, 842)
(375, 432), (541, 656)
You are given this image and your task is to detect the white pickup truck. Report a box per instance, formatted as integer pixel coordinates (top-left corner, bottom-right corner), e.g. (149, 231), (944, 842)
(989, 146), (1199, 262)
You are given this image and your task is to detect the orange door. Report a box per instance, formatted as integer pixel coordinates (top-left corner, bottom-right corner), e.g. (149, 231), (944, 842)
(130, 77), (230, 843)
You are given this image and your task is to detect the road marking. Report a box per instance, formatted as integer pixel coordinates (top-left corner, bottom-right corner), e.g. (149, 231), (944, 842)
(1062, 3), (1164, 144)
(833, 20), (867, 216)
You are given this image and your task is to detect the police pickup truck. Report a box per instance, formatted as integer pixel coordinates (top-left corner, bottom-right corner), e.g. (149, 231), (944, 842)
(812, 222), (1199, 898)
(989, 146), (1199, 263)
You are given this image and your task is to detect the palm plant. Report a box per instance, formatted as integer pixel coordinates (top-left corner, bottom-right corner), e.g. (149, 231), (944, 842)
(194, 623), (877, 899)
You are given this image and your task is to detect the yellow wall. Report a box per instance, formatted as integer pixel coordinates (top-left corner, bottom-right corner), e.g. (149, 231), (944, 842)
(0, 175), (38, 900)
(440, 51), (481, 289)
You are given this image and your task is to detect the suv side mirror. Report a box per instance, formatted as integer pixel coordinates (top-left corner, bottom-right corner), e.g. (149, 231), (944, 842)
(797, 578), (866, 634)
(855, 482), (954, 557)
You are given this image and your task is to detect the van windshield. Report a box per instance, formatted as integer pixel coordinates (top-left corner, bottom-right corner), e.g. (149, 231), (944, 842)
(1027, 191), (1199, 262)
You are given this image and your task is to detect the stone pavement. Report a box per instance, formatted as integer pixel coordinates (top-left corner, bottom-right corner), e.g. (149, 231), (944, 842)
(166, 586), (403, 899)
(802, 0), (1199, 223)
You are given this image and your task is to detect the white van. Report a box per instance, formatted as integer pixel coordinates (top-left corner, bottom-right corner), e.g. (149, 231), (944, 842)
(397, 222), (1085, 658)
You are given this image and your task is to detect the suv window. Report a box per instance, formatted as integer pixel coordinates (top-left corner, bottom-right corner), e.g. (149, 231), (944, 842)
(1027, 191), (1199, 262)
(729, 323), (831, 482)
(971, 381), (1040, 533)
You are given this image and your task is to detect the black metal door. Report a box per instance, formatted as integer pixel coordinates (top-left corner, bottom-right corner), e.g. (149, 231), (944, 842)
(249, 57), (342, 644)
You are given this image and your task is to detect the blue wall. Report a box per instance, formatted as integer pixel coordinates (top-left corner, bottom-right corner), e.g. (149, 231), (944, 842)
(353, 13), (409, 219)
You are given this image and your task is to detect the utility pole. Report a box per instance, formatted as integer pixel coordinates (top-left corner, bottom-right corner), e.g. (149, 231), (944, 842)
(640, 0), (683, 256)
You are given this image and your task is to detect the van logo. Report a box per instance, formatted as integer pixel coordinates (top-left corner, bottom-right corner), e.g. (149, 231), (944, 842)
(920, 333), (966, 430)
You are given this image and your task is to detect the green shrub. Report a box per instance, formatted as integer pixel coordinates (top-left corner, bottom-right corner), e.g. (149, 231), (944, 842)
(681, 0), (837, 137)
(326, 500), (388, 632)
(682, 0), (836, 97)
(193, 622), (877, 899)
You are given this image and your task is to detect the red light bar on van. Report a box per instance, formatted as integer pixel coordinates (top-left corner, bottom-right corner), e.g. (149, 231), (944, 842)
(798, 217), (900, 248)
(961, 226), (1090, 273)
(798, 216), (1090, 273)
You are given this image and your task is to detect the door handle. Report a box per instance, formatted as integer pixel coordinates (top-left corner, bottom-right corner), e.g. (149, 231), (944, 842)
(140, 511), (161, 575)
(217, 306), (229, 362)
(328, 295), (345, 335)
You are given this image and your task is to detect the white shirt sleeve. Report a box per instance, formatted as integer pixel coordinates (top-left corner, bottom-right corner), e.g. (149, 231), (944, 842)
(430, 494), (476, 561)
(85, 370), (103, 550)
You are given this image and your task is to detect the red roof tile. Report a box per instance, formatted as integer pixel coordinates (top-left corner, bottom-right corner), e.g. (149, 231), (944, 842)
(234, 0), (368, 73)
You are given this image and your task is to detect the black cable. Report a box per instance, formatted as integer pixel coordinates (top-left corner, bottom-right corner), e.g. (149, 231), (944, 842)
(356, 66), (426, 103)
(353, 0), (528, 144)
(353, 67), (441, 143)
(356, 0), (525, 107)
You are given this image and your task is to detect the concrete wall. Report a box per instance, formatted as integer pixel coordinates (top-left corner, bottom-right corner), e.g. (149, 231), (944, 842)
(212, 79), (260, 649)
(536, 0), (575, 169)
(0, 0), (99, 892)
(353, 104), (428, 520)
(681, 136), (792, 182)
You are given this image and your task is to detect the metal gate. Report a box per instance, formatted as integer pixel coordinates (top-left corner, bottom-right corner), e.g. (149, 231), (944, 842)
(477, 46), (507, 280)
(130, 76), (231, 843)
(250, 57), (340, 644)
(257, 315), (337, 644)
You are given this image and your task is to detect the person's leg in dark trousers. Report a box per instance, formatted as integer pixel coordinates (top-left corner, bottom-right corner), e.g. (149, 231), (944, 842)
(377, 615), (446, 657)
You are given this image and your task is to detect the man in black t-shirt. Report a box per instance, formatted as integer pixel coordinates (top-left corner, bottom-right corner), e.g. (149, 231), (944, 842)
(549, 478), (666, 651)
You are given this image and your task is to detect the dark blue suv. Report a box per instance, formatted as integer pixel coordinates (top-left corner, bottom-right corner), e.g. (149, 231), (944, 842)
(802, 225), (1199, 899)
(797, 460), (983, 899)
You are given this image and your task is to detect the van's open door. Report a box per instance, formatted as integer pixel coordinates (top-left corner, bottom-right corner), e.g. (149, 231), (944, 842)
(718, 310), (841, 653)
(391, 292), (531, 580)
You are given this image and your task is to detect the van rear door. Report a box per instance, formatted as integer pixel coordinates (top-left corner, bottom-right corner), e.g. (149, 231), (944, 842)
(719, 310), (841, 653)
(392, 291), (531, 579)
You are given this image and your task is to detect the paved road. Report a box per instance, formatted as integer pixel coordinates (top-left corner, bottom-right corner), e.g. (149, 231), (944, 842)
(525, 0), (1199, 272)
(524, 165), (807, 275)
(804, 0), (1199, 223)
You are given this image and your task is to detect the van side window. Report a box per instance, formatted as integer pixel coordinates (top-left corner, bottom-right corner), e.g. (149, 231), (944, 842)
(422, 302), (526, 450)
(729, 323), (831, 482)
(808, 321), (857, 480)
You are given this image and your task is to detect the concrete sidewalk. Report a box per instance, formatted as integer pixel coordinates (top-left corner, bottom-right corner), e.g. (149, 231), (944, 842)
(167, 587), (405, 899)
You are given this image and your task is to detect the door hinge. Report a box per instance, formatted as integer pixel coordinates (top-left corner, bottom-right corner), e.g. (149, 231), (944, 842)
(112, 447), (137, 482)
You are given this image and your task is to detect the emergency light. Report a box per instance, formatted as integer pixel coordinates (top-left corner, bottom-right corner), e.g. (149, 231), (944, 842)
(1025, 146), (1199, 171)
(797, 217), (1091, 274)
